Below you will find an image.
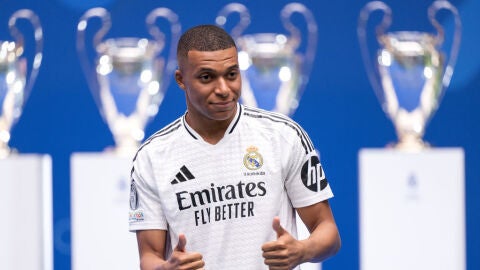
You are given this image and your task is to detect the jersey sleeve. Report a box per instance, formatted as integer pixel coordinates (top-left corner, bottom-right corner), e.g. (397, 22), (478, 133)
(129, 148), (168, 232)
(283, 125), (334, 208)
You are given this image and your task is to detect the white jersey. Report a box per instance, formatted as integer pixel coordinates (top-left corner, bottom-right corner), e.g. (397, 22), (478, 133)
(129, 104), (333, 270)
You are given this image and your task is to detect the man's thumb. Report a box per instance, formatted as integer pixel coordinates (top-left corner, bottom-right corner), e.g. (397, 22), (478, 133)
(175, 233), (187, 252)
(272, 217), (286, 238)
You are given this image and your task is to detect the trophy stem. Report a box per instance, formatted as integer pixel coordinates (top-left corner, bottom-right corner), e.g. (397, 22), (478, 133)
(106, 115), (145, 157)
(109, 132), (140, 157)
(112, 141), (139, 158)
(0, 141), (11, 159)
(0, 122), (12, 158)
(395, 133), (429, 151)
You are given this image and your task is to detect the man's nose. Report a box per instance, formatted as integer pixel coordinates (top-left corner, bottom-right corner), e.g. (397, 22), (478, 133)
(215, 78), (229, 97)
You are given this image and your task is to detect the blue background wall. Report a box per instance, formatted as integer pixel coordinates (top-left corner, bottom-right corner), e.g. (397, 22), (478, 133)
(1, 0), (479, 269)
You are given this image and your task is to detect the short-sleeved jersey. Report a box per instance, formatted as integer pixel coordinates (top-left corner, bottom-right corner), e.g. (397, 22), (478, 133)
(129, 104), (333, 270)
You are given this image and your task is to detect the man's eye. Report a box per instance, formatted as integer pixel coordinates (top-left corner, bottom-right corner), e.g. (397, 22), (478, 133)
(199, 74), (211, 82)
(227, 71), (238, 79)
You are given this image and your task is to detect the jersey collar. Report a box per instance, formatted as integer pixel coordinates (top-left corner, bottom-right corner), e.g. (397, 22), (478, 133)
(182, 103), (243, 140)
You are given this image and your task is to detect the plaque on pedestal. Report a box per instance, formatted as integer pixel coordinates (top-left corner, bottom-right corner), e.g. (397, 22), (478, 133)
(71, 152), (138, 270)
(0, 154), (52, 270)
(359, 148), (465, 270)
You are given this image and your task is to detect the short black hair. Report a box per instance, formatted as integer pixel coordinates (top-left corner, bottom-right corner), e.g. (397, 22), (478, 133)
(176, 24), (237, 61)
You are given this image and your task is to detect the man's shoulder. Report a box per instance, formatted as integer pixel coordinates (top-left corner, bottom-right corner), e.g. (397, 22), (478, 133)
(240, 105), (314, 152)
(138, 117), (184, 150)
(241, 105), (302, 133)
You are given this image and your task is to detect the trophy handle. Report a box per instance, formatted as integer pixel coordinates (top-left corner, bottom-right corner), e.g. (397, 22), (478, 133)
(215, 2), (251, 40)
(357, 1), (392, 103)
(280, 3), (317, 78)
(146, 7), (182, 91)
(428, 0), (462, 89)
(77, 7), (111, 51)
(76, 7), (111, 112)
(8, 9), (43, 100)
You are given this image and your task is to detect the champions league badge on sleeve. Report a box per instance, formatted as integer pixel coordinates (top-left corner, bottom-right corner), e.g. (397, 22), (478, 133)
(129, 180), (144, 222)
(129, 180), (138, 210)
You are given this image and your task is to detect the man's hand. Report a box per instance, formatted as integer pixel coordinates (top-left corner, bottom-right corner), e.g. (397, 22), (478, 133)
(261, 217), (305, 270)
(162, 234), (205, 270)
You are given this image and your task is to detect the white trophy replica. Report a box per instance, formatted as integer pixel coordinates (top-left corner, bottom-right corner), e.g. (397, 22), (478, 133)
(0, 9), (43, 158)
(358, 0), (461, 150)
(77, 7), (180, 156)
(216, 2), (317, 116)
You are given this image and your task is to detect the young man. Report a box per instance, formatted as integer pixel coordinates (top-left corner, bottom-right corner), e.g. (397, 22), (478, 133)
(129, 24), (341, 270)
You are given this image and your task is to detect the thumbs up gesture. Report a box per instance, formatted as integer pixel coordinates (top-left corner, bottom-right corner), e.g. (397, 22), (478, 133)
(174, 233), (187, 252)
(261, 217), (304, 270)
(166, 233), (205, 270)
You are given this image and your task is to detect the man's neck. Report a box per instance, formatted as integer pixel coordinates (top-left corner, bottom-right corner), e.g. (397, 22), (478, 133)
(185, 111), (234, 145)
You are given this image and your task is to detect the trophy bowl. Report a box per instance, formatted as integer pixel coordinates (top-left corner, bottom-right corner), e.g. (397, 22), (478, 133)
(216, 2), (317, 117)
(0, 9), (43, 158)
(77, 7), (180, 156)
(358, 0), (461, 150)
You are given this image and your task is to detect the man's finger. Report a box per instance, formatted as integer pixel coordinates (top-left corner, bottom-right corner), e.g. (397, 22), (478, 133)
(272, 217), (286, 238)
(175, 233), (187, 252)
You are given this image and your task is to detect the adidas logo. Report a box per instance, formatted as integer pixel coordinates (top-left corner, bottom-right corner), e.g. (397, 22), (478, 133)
(171, 165), (195, 185)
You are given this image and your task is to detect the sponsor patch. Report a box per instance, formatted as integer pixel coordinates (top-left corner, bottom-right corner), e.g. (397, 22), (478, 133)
(301, 155), (328, 192)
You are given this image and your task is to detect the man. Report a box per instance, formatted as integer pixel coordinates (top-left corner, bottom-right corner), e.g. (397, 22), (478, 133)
(129, 24), (341, 270)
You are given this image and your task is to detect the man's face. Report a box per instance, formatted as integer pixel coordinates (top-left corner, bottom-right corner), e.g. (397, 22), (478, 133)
(175, 47), (241, 122)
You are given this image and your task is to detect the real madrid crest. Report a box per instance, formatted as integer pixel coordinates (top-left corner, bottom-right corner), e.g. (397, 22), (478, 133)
(243, 146), (263, 170)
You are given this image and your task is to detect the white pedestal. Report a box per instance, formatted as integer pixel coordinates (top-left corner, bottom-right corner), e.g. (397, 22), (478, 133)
(359, 148), (465, 270)
(0, 154), (52, 270)
(71, 152), (139, 270)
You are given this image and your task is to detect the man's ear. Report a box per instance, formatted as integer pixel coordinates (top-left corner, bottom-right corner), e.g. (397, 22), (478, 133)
(175, 70), (186, 90)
